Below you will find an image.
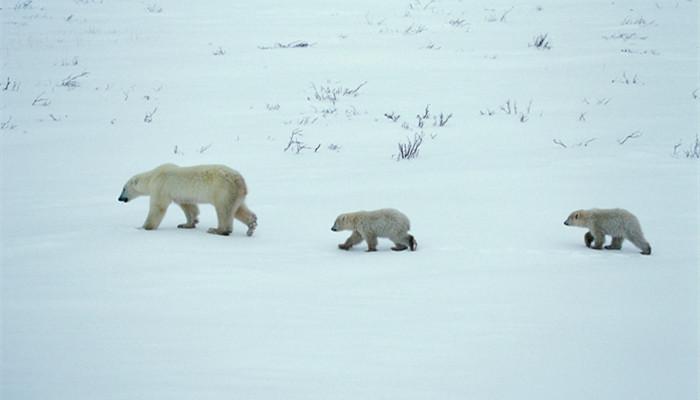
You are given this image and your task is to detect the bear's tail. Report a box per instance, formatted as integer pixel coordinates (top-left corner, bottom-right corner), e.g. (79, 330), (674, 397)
(408, 235), (417, 251)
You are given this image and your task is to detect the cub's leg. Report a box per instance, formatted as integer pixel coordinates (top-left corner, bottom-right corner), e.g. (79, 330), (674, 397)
(390, 234), (414, 251)
(143, 197), (170, 230)
(589, 229), (606, 250)
(177, 203), (200, 229)
(584, 231), (594, 248)
(605, 236), (623, 250)
(339, 230), (363, 250)
(235, 203), (258, 237)
(628, 237), (652, 255)
(364, 233), (378, 252)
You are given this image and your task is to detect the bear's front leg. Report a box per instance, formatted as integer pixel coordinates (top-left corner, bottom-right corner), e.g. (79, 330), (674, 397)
(589, 229), (605, 250)
(339, 230), (363, 250)
(584, 231), (594, 248)
(143, 198), (170, 230)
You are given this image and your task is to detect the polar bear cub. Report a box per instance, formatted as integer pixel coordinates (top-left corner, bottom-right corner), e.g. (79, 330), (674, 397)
(564, 208), (651, 255)
(118, 163), (257, 236)
(331, 208), (417, 252)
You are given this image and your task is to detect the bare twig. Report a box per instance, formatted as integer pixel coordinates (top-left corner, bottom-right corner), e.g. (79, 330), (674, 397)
(144, 107), (158, 123)
(618, 130), (642, 145)
(60, 72), (89, 88)
(553, 139), (567, 148)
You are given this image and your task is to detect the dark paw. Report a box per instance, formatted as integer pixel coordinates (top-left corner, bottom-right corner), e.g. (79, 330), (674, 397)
(604, 245), (620, 250)
(338, 244), (351, 250)
(366, 248), (377, 252)
(178, 223), (196, 229)
(409, 236), (417, 251)
(391, 245), (408, 251)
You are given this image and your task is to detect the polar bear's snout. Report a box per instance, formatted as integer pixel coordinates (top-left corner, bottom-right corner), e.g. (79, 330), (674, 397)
(118, 187), (129, 203)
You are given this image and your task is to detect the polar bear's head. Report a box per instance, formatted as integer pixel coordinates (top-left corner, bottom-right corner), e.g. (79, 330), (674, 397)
(331, 214), (353, 231)
(118, 174), (149, 203)
(563, 209), (588, 227)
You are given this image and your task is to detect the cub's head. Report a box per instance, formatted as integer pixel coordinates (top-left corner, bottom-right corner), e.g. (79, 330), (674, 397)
(118, 173), (148, 203)
(331, 213), (353, 232)
(564, 210), (587, 227)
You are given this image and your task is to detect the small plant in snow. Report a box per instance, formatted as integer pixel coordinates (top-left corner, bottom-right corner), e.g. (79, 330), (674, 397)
(199, 143), (212, 154)
(327, 143), (342, 152)
(1, 117), (17, 130)
(413, 104), (452, 128)
(434, 112), (452, 127)
(31, 92), (51, 106)
(14, 0), (32, 10)
(602, 32), (647, 41)
(448, 18), (468, 28)
(404, 24), (427, 35)
(144, 107), (158, 123)
(309, 81), (367, 106)
(621, 16), (655, 27)
(60, 72), (89, 88)
(673, 136), (700, 159)
(530, 33), (551, 50)
(500, 99), (533, 122)
(395, 132), (424, 161)
(485, 6), (514, 23)
(384, 112), (401, 122)
(284, 128), (318, 154)
(693, 89), (698, 100)
(266, 103), (281, 111)
(146, 3), (163, 13)
(60, 57), (79, 66)
(553, 138), (596, 148)
(258, 41), (313, 50)
(2, 77), (20, 92)
(612, 72), (642, 85)
(212, 46), (225, 56)
(617, 130), (642, 145)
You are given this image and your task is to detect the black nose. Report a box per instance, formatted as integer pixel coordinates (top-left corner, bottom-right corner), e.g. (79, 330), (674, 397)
(563, 221), (568, 225)
(331, 227), (337, 231)
(118, 197), (128, 203)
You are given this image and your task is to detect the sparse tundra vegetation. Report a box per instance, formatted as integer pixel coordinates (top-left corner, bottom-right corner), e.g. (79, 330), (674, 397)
(1, 0), (698, 399)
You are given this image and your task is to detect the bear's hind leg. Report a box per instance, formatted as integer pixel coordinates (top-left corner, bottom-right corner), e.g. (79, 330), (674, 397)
(177, 203), (200, 229)
(628, 236), (652, 255)
(364, 233), (378, 252)
(390, 234), (413, 251)
(235, 203), (258, 237)
(339, 230), (363, 250)
(208, 200), (238, 236)
(605, 236), (623, 250)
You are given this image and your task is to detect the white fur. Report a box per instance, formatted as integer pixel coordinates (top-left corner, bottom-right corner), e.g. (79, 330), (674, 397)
(119, 163), (257, 236)
(564, 208), (651, 255)
(332, 208), (416, 252)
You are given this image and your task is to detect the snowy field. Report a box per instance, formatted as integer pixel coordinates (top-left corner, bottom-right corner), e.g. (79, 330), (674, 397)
(1, 0), (698, 399)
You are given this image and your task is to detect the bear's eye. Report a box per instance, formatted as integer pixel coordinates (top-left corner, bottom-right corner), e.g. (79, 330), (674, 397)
(574, 213), (579, 219)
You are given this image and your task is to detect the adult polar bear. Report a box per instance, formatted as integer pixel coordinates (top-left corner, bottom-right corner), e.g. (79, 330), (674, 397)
(118, 163), (257, 236)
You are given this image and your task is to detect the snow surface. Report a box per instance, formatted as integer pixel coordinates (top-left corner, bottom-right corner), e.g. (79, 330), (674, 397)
(1, 0), (698, 399)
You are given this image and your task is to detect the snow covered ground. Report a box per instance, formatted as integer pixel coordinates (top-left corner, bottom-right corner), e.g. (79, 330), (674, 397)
(1, 0), (698, 399)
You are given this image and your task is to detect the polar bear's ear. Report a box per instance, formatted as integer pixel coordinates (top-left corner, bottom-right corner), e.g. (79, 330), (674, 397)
(132, 177), (140, 185)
